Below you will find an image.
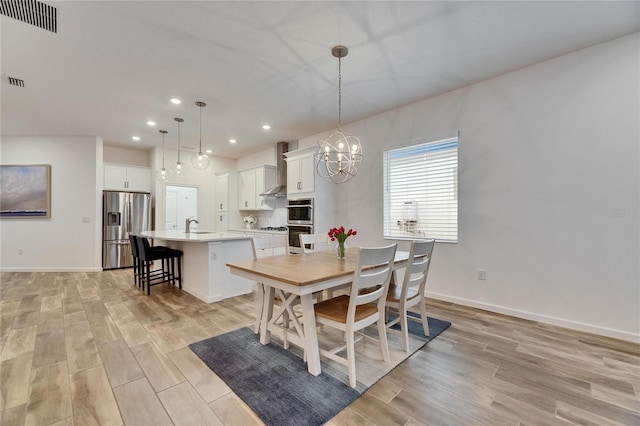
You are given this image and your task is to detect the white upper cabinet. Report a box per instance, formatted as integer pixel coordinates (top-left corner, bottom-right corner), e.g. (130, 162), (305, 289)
(215, 172), (238, 229)
(285, 148), (316, 197)
(238, 166), (276, 210)
(104, 164), (150, 192)
(239, 168), (256, 210)
(215, 174), (229, 212)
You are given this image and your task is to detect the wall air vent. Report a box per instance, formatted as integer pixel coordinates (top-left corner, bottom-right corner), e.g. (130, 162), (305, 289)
(7, 76), (25, 88)
(0, 0), (57, 33)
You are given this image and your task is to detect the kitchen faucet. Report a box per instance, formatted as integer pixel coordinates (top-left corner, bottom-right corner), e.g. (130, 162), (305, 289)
(185, 216), (199, 233)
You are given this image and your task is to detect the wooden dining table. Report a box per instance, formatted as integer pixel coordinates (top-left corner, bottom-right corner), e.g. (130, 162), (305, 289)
(226, 247), (409, 376)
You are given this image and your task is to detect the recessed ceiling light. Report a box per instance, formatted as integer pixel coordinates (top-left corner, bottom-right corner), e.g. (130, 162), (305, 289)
(132, 136), (141, 141)
(229, 139), (237, 144)
(262, 124), (271, 130)
(146, 120), (156, 126)
(205, 149), (212, 154)
(170, 98), (181, 104)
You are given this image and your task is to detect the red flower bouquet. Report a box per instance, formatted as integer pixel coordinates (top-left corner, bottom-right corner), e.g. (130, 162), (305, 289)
(328, 226), (357, 259)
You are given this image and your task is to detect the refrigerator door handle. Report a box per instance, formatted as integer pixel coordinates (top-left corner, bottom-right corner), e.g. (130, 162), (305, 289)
(126, 199), (132, 236)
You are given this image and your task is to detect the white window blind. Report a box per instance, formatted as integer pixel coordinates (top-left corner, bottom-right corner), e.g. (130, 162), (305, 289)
(383, 137), (458, 242)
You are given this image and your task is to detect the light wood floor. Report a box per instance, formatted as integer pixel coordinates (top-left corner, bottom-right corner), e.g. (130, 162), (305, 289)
(1, 270), (638, 426)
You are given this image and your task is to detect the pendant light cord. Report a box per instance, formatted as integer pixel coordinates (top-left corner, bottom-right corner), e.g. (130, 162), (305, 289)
(338, 55), (342, 130)
(177, 120), (181, 162)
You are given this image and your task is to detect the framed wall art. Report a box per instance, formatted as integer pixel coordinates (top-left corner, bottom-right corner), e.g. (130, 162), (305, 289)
(0, 164), (52, 218)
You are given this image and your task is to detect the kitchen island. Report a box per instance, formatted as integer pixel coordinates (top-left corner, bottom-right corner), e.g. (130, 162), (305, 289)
(141, 230), (255, 303)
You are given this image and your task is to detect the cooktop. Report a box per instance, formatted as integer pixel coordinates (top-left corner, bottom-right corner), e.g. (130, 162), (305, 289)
(260, 226), (288, 231)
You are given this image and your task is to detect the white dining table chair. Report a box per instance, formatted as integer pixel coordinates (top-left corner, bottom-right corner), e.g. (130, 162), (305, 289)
(313, 243), (398, 388)
(385, 239), (434, 352)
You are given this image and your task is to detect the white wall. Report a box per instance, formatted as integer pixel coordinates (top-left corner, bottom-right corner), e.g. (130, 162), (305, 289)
(0, 136), (103, 271)
(299, 33), (640, 341)
(103, 145), (150, 167)
(237, 146), (276, 170)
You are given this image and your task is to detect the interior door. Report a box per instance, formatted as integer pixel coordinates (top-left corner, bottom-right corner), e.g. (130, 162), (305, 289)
(177, 186), (198, 230)
(165, 190), (178, 230)
(165, 185), (198, 231)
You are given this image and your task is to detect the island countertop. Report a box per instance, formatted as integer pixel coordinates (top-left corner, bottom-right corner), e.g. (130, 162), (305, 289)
(141, 230), (253, 243)
(228, 228), (287, 235)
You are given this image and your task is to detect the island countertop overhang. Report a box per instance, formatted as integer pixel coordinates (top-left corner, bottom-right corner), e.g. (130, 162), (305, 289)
(141, 230), (253, 243)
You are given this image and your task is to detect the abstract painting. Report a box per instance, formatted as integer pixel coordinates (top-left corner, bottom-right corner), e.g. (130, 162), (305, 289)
(0, 165), (51, 218)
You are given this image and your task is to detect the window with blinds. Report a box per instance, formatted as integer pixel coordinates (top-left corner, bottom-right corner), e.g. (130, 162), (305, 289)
(383, 137), (458, 242)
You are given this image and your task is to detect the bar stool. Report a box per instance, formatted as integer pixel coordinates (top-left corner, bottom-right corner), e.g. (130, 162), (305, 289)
(129, 234), (141, 287)
(130, 234), (168, 290)
(135, 236), (183, 295)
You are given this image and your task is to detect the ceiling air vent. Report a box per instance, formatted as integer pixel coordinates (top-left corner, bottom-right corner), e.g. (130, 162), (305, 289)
(7, 76), (25, 87)
(0, 0), (58, 33)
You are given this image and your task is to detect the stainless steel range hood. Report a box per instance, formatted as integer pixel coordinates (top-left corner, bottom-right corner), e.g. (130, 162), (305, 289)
(260, 141), (288, 197)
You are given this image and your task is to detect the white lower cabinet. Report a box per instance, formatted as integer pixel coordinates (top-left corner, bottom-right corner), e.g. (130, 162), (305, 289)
(227, 230), (287, 256)
(216, 213), (229, 232)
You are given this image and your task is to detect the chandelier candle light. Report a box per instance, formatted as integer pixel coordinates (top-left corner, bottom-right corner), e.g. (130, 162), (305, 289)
(328, 226), (357, 259)
(191, 101), (210, 170)
(316, 45), (364, 184)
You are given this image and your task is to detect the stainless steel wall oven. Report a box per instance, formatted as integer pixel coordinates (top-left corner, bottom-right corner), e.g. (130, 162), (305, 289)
(287, 198), (313, 253)
(288, 225), (313, 253)
(287, 198), (313, 225)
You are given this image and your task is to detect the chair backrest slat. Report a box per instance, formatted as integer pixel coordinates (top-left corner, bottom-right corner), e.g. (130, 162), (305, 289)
(251, 235), (289, 260)
(349, 244), (397, 310)
(300, 234), (330, 253)
(402, 239), (434, 299)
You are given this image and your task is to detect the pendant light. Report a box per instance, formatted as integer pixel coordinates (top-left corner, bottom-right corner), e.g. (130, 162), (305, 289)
(191, 101), (210, 170)
(315, 45), (363, 184)
(173, 117), (187, 178)
(156, 129), (169, 181)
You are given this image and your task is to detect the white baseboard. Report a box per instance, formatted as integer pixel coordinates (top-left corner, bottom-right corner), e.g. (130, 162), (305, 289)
(0, 267), (102, 272)
(181, 286), (217, 304)
(185, 287), (253, 304)
(426, 291), (640, 344)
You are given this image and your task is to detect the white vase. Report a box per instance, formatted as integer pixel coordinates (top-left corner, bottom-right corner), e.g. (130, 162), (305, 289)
(245, 223), (253, 229)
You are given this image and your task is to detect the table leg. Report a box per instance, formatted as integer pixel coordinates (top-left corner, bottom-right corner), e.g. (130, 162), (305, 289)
(260, 285), (274, 345)
(300, 294), (321, 376)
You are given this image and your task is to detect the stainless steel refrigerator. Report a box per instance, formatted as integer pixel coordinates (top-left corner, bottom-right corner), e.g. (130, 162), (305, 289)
(102, 191), (152, 270)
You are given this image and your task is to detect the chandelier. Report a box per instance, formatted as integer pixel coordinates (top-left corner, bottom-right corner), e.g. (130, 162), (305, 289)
(316, 45), (363, 184)
(191, 101), (210, 170)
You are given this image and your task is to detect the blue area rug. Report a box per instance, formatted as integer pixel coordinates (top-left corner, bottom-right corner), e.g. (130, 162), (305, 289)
(189, 315), (450, 426)
(388, 310), (440, 338)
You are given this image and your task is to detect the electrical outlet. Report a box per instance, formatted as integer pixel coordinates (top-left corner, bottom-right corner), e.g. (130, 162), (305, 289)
(18, 249), (23, 255)
(211, 251), (217, 261)
(478, 270), (486, 280)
